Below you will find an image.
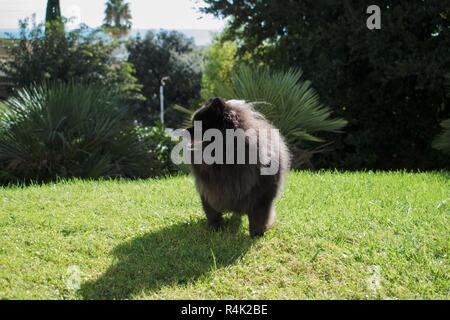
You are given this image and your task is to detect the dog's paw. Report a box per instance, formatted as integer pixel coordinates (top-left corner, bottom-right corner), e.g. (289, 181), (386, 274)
(207, 220), (224, 231)
(249, 228), (268, 238)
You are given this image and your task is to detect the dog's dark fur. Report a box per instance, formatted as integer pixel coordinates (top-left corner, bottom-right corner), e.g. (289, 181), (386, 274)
(188, 98), (290, 237)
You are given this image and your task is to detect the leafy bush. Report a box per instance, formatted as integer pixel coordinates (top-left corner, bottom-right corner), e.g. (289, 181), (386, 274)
(0, 16), (143, 104)
(135, 125), (180, 175)
(214, 66), (347, 167)
(0, 82), (171, 184)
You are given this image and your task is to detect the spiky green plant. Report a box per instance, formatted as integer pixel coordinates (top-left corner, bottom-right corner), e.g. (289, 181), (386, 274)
(215, 66), (347, 144)
(0, 82), (158, 184)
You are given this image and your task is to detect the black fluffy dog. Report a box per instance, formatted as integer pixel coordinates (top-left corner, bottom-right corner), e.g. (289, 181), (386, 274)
(188, 98), (290, 237)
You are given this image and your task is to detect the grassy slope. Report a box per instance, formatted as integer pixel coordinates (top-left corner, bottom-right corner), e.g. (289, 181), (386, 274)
(0, 171), (448, 300)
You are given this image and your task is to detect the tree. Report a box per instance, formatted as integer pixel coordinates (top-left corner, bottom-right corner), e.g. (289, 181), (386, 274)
(45, 0), (61, 24)
(127, 31), (203, 126)
(103, 0), (132, 37)
(201, 33), (238, 100)
(201, 0), (450, 169)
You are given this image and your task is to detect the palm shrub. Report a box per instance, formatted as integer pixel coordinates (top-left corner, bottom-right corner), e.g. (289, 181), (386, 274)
(103, 0), (132, 37)
(0, 82), (162, 184)
(214, 66), (347, 167)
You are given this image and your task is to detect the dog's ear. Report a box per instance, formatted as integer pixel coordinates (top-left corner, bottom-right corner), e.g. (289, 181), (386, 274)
(207, 98), (239, 128)
(207, 97), (227, 112)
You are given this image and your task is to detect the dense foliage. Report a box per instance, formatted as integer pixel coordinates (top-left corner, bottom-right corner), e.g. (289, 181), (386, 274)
(0, 83), (175, 184)
(202, 0), (450, 169)
(127, 31), (203, 126)
(0, 17), (143, 104)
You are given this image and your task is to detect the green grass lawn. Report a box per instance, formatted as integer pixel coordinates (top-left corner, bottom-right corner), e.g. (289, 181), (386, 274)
(0, 171), (448, 300)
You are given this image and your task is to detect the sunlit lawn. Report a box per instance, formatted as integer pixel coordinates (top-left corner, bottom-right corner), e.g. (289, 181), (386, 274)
(0, 171), (448, 299)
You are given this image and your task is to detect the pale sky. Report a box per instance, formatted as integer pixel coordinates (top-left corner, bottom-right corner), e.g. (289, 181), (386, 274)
(0, 0), (226, 30)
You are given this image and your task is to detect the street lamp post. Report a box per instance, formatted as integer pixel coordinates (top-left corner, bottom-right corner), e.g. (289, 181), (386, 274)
(160, 76), (169, 125)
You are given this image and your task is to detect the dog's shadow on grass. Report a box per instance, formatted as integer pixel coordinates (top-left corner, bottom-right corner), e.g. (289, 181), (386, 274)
(80, 215), (253, 300)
